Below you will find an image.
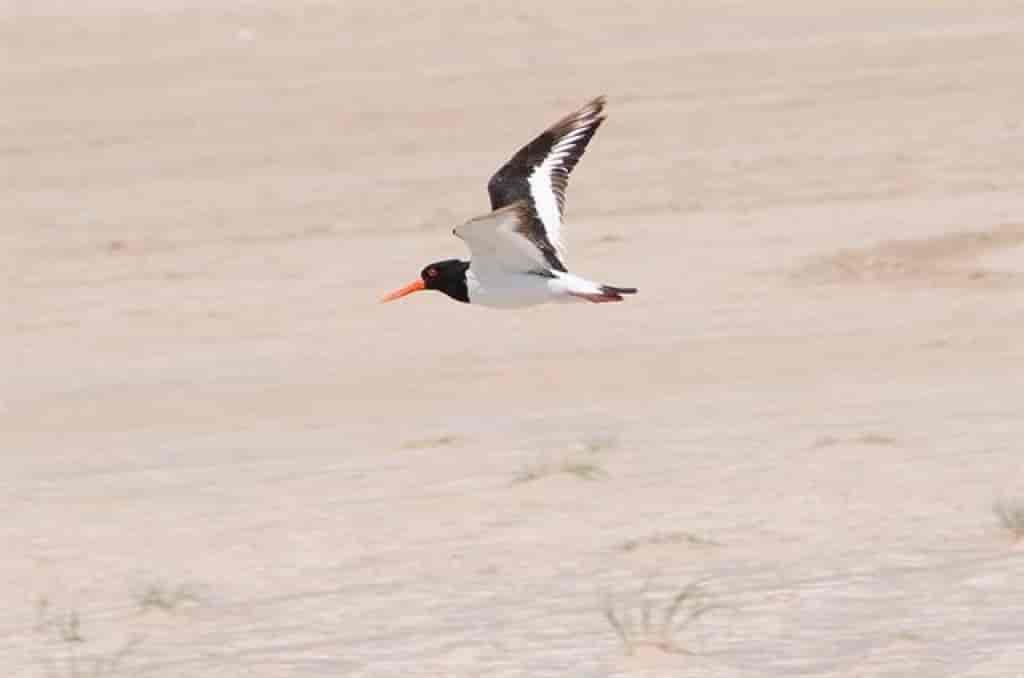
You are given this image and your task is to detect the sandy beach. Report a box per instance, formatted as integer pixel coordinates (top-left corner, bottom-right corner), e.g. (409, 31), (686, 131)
(4, 2), (1024, 676)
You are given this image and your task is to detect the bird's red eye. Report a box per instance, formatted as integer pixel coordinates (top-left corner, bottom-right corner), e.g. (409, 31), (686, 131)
(427, 268), (438, 278)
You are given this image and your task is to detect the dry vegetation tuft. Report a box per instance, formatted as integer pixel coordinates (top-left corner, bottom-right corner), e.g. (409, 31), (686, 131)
(513, 457), (608, 484)
(602, 580), (721, 656)
(401, 434), (462, 450)
(810, 433), (899, 449)
(993, 498), (1024, 540)
(136, 582), (200, 613)
(619, 531), (722, 553)
(513, 434), (617, 484)
(34, 597), (84, 643)
(34, 598), (143, 678)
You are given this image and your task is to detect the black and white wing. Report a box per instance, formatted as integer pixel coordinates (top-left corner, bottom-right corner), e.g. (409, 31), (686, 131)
(485, 96), (607, 272)
(454, 201), (557, 276)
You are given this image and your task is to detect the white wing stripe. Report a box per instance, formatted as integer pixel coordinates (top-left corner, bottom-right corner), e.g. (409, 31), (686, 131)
(526, 128), (591, 260)
(527, 165), (563, 259)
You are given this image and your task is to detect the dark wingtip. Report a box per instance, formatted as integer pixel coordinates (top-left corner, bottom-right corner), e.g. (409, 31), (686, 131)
(578, 96), (607, 123)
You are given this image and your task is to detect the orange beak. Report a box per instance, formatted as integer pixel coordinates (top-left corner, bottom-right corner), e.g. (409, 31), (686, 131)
(381, 278), (425, 303)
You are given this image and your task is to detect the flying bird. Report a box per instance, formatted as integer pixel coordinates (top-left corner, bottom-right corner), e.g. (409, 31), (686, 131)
(382, 96), (637, 308)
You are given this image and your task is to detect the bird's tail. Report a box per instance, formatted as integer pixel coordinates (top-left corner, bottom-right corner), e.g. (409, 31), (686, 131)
(596, 285), (638, 302)
(601, 285), (638, 297)
(569, 284), (638, 303)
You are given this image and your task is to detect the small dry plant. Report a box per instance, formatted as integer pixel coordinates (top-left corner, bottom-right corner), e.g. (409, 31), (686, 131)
(810, 433), (898, 449)
(401, 434), (462, 450)
(513, 456), (607, 484)
(993, 498), (1024, 541)
(619, 531), (722, 553)
(602, 580), (719, 656)
(512, 434), (616, 484)
(34, 597), (84, 643)
(34, 597), (143, 678)
(136, 582), (200, 613)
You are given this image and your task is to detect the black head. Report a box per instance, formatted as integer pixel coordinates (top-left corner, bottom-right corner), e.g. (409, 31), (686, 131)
(382, 259), (470, 304)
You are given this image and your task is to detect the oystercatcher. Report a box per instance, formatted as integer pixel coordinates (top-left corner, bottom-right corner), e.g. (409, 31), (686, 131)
(382, 96), (637, 308)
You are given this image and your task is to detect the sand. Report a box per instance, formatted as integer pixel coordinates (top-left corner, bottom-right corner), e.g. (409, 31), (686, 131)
(4, 1), (1024, 676)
